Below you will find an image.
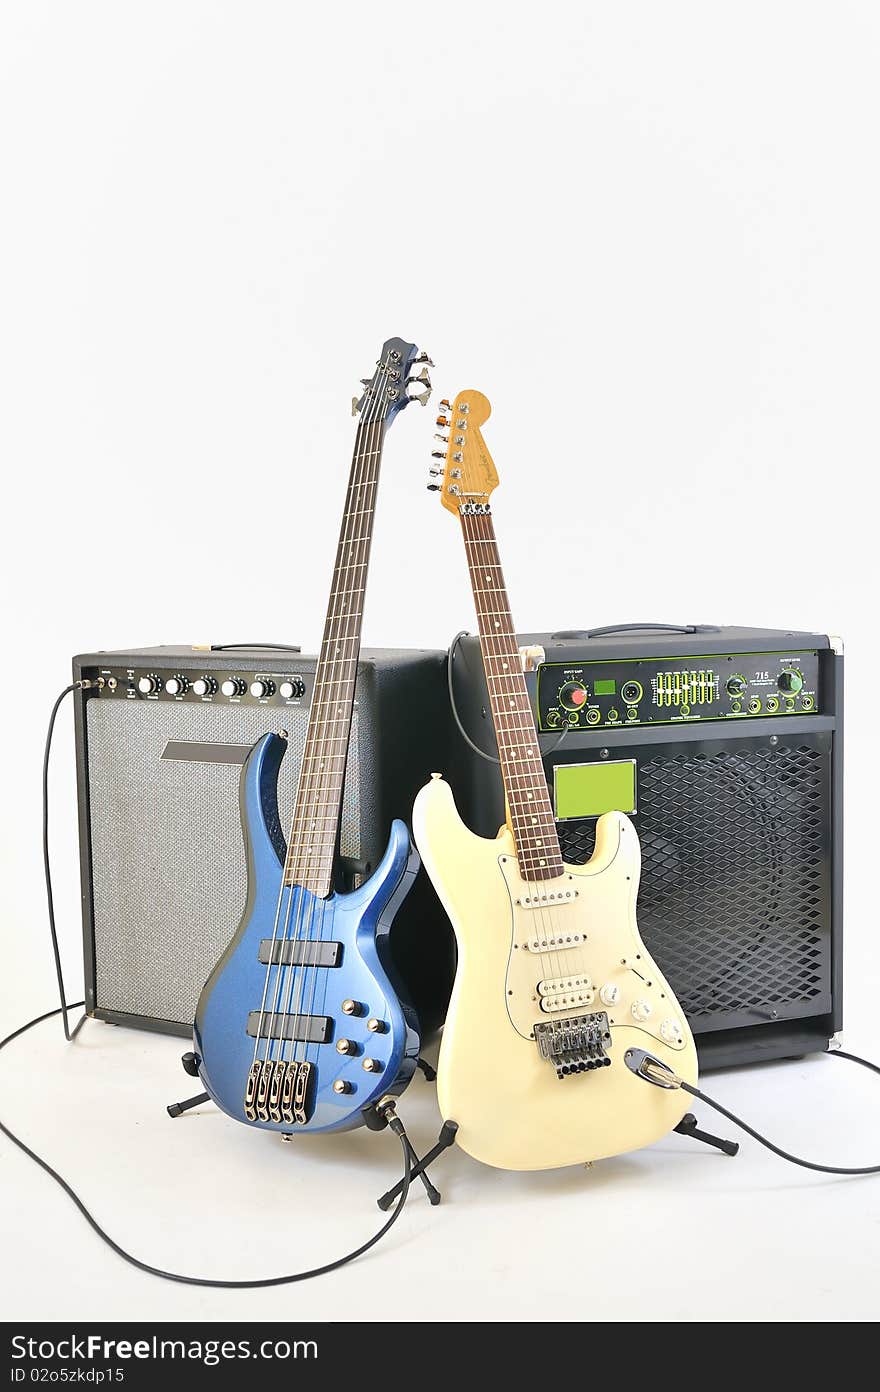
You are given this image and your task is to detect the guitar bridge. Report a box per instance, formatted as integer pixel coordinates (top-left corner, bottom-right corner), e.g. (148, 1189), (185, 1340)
(534, 1011), (612, 1079)
(243, 1059), (314, 1124)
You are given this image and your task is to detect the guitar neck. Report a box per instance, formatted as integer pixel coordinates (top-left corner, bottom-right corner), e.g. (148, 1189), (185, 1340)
(460, 503), (563, 881)
(284, 414), (387, 895)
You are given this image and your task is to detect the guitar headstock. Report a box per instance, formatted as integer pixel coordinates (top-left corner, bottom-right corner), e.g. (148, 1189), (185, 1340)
(427, 390), (497, 514)
(352, 337), (433, 426)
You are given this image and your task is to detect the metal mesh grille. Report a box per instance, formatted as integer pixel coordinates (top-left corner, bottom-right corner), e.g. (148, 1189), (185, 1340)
(555, 736), (832, 1032)
(86, 698), (366, 1026)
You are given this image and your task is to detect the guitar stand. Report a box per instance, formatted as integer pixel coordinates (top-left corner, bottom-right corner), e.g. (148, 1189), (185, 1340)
(376, 1120), (459, 1210)
(374, 1109), (737, 1210)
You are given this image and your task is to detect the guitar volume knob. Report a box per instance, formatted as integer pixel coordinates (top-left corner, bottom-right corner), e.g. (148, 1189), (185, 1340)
(631, 999), (652, 1022)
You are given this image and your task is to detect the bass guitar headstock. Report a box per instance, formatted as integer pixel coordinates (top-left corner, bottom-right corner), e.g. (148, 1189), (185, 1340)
(352, 337), (433, 425)
(427, 389), (497, 513)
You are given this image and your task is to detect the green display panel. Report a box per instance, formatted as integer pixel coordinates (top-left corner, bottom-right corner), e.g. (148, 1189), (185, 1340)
(554, 760), (637, 819)
(593, 679), (616, 696)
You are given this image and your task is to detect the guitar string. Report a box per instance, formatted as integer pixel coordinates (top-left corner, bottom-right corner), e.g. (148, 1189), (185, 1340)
(282, 413), (384, 1072)
(282, 379), (388, 1067)
(462, 508), (560, 992)
(276, 368), (389, 1077)
(464, 506), (572, 996)
(273, 423), (378, 1071)
(248, 370), (385, 1078)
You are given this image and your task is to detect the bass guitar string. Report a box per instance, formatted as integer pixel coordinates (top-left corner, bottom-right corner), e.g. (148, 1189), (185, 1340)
(293, 414), (390, 1067)
(275, 374), (389, 1075)
(282, 423), (384, 1069)
(281, 405), (386, 1069)
(248, 378), (384, 1073)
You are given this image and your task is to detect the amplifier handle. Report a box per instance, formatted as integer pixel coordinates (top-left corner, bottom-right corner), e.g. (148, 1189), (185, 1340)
(551, 623), (721, 640)
(208, 642), (302, 652)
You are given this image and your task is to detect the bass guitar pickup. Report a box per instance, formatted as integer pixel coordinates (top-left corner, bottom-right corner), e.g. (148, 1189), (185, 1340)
(245, 1012), (332, 1044)
(258, 939), (342, 968)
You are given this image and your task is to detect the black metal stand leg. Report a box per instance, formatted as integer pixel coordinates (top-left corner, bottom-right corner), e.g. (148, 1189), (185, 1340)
(675, 1112), (739, 1157)
(167, 1091), (210, 1118)
(377, 1120), (459, 1210)
(416, 1056), (437, 1082)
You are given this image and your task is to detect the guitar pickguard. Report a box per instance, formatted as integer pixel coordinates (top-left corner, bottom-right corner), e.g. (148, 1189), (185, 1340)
(498, 856), (688, 1060)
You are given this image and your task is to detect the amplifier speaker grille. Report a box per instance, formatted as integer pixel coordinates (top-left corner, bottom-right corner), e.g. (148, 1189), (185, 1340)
(86, 698), (367, 1027)
(555, 735), (832, 1033)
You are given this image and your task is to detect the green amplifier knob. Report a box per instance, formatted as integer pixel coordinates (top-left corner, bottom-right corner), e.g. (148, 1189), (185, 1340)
(777, 669), (804, 695)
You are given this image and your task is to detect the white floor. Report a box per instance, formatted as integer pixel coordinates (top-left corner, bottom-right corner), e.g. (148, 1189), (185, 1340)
(2, 975), (879, 1323)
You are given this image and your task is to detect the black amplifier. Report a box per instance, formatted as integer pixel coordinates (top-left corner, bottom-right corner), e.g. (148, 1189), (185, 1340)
(73, 644), (456, 1037)
(449, 623), (843, 1069)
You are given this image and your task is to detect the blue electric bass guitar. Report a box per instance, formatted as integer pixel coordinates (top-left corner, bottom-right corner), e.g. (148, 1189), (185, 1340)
(194, 337), (432, 1134)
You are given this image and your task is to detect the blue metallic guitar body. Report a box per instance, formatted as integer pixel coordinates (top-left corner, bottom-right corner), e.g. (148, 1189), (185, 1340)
(194, 732), (420, 1134)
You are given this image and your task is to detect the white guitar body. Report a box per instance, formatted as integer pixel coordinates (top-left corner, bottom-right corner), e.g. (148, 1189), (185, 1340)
(414, 775), (698, 1171)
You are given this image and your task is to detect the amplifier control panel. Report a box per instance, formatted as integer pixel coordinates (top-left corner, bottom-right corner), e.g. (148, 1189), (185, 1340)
(81, 665), (313, 708)
(536, 651), (820, 732)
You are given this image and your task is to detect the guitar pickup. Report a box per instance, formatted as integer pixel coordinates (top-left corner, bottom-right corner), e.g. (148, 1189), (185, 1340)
(246, 1012), (332, 1044)
(258, 940), (342, 968)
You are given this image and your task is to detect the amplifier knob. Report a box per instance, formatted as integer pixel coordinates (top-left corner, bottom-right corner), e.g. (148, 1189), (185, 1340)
(726, 675), (747, 697)
(137, 674), (162, 695)
(165, 675), (189, 697)
(192, 676), (217, 697)
(279, 677), (306, 701)
(221, 678), (247, 698)
(250, 679), (276, 699)
(559, 680), (588, 712)
(777, 669), (804, 695)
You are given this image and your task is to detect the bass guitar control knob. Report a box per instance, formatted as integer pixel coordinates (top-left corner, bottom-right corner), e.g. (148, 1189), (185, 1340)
(192, 676), (217, 697)
(249, 679), (276, 699)
(221, 678), (247, 698)
(165, 675), (189, 697)
(279, 677), (306, 700)
(137, 674), (162, 695)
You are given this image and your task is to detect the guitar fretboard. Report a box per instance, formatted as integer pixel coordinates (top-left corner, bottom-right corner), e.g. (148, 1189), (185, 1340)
(460, 505), (564, 881)
(283, 416), (386, 896)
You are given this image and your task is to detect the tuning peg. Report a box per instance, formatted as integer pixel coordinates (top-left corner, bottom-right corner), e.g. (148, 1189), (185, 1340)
(434, 433), (449, 443)
(414, 351), (434, 366)
(431, 450), (446, 459)
(439, 399), (451, 411)
(351, 396), (361, 417)
(360, 378), (372, 387)
(406, 366), (432, 387)
(407, 387), (431, 407)
(427, 483), (442, 492)
(436, 416), (450, 428)
(429, 466), (444, 477)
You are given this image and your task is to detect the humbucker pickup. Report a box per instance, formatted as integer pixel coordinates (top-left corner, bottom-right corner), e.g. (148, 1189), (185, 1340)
(258, 939), (342, 968)
(245, 1012), (331, 1044)
(540, 988), (596, 1014)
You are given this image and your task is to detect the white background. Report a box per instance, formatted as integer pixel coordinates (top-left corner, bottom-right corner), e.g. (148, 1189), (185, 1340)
(2, 1), (879, 1324)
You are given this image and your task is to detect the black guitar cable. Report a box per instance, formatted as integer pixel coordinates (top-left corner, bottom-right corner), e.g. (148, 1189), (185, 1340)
(0, 681), (416, 1287)
(627, 1048), (880, 1175)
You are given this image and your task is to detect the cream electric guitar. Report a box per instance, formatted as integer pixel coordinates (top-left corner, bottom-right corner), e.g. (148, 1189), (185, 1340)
(413, 390), (698, 1170)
